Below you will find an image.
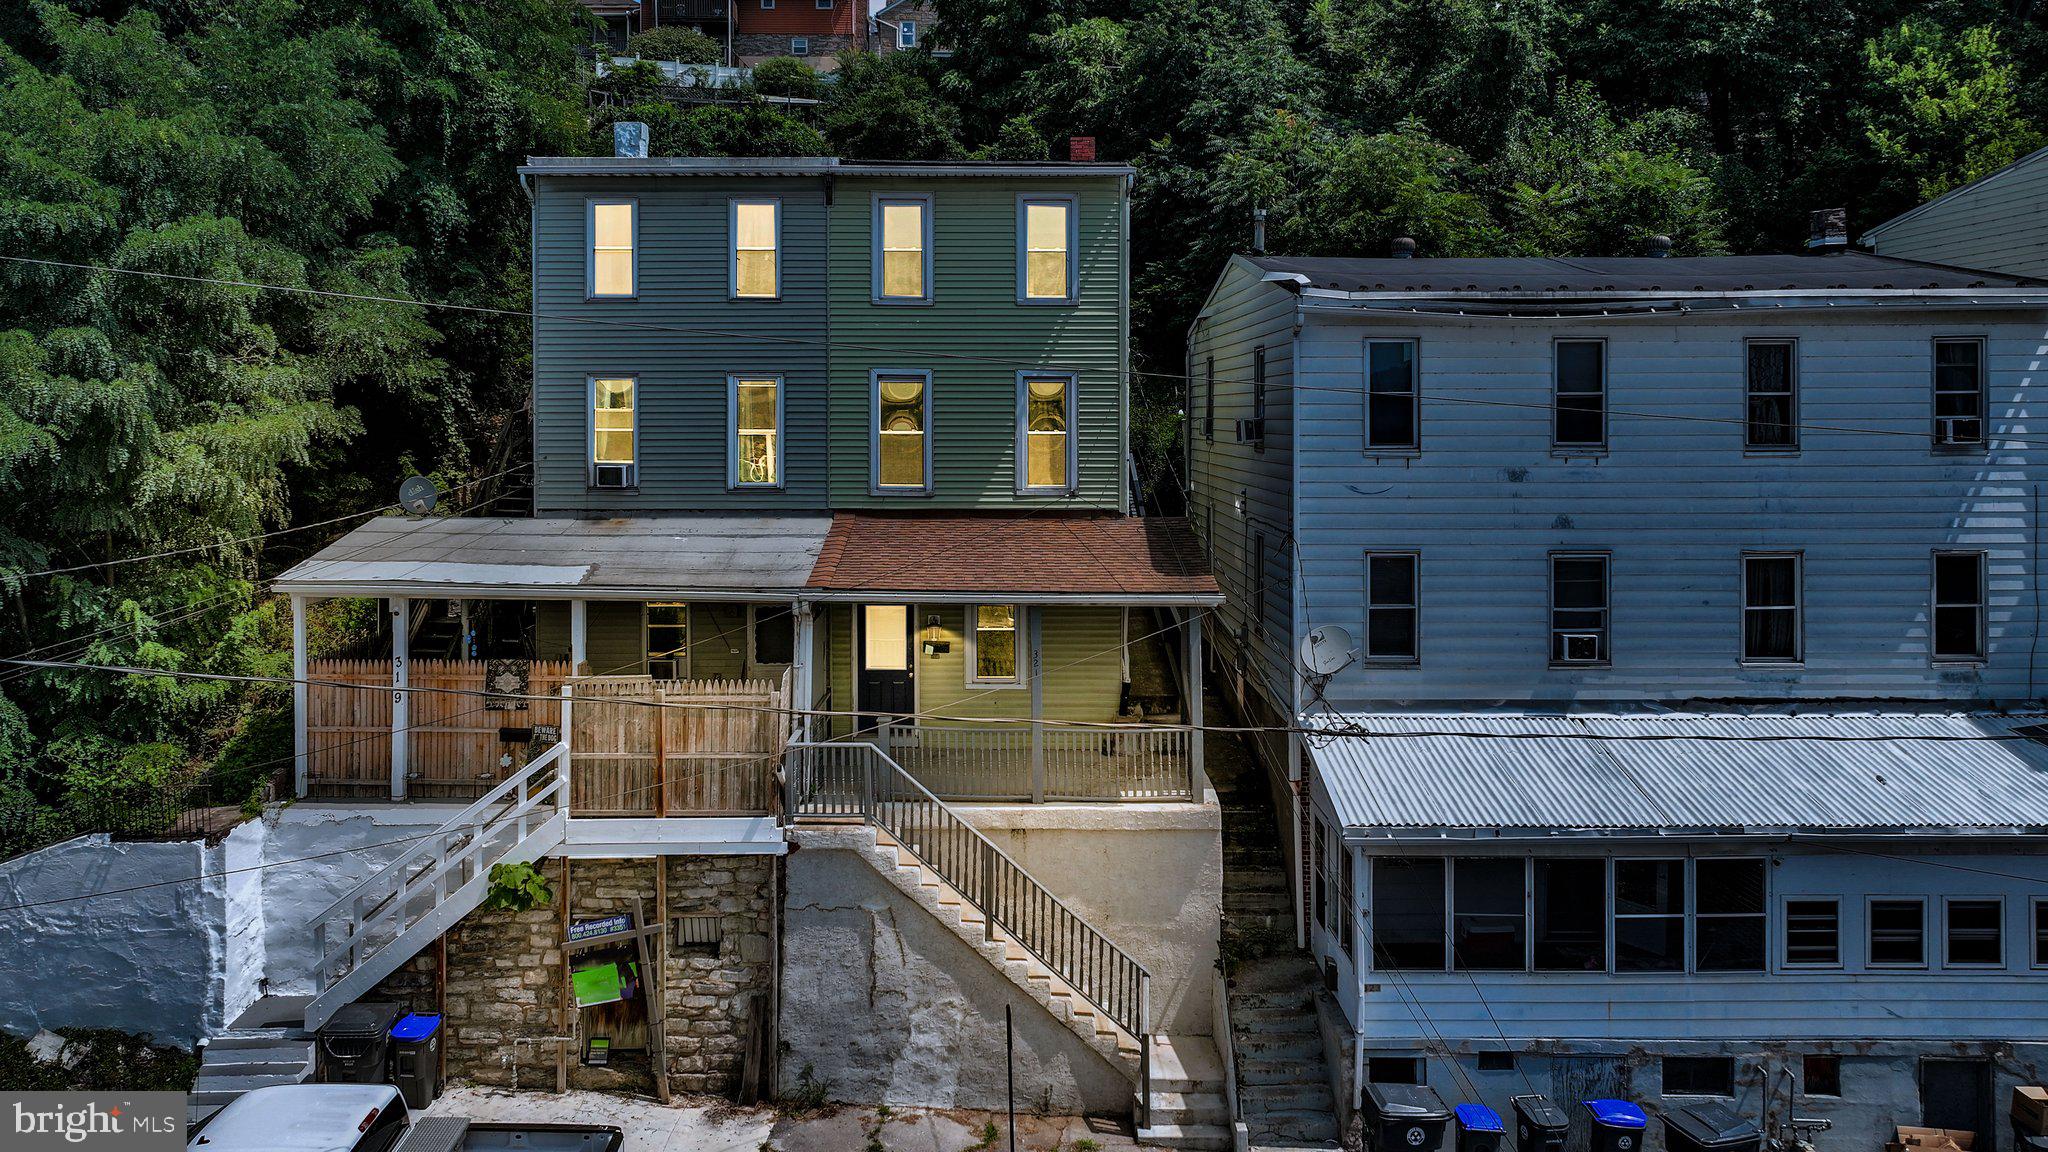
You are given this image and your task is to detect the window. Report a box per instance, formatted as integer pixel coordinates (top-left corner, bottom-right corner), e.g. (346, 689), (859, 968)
(2035, 899), (2048, 968)
(1368, 1057), (1426, 1085)
(731, 199), (779, 299)
(1745, 340), (1798, 450)
(760, 0), (772, 7)
(1312, 818), (1328, 931)
(589, 376), (637, 487)
(589, 200), (636, 298)
(1803, 1055), (1842, 1098)
(873, 372), (930, 491)
(646, 602), (688, 679)
(1615, 859), (1685, 972)
(1453, 857), (1526, 970)
(1018, 374), (1074, 491)
(1477, 1053), (1516, 1073)
(875, 195), (931, 302)
(1248, 532), (1268, 639)
(1933, 337), (1985, 447)
(1202, 356), (1215, 441)
(1550, 553), (1610, 664)
(1365, 552), (1419, 661)
(1018, 197), (1075, 302)
(1869, 898), (1927, 966)
(815, 0), (830, 8)
(730, 376), (782, 488)
(898, 20), (917, 47)
(1249, 346), (1268, 448)
(1338, 846), (1356, 958)
(1932, 551), (1986, 662)
(1371, 856), (1446, 970)
(1366, 339), (1419, 450)
(1742, 553), (1801, 663)
(1944, 899), (2003, 967)
(1695, 858), (1766, 971)
(1663, 1056), (1735, 1097)
(790, 35), (808, 55)
(673, 914), (722, 956)
(968, 605), (1020, 684)
(1533, 858), (1606, 970)
(1784, 899), (1841, 967)
(1553, 339), (1606, 449)
(752, 606), (795, 665)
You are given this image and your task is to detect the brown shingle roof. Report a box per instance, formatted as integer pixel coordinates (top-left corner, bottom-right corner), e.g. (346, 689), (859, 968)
(806, 513), (1222, 603)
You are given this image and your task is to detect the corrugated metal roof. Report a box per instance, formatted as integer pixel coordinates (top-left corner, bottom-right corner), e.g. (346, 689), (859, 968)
(1251, 252), (2046, 293)
(1308, 711), (2048, 837)
(272, 514), (833, 599)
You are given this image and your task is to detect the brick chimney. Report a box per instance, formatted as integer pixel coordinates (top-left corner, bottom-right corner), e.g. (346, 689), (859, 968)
(1067, 136), (1097, 162)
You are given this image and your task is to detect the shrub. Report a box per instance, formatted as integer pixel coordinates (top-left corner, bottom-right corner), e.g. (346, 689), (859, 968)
(751, 56), (820, 99)
(628, 26), (720, 64)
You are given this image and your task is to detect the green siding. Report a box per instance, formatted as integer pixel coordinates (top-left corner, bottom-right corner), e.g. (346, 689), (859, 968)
(530, 175), (831, 513)
(536, 599), (788, 679)
(916, 605), (1125, 722)
(825, 177), (1128, 510)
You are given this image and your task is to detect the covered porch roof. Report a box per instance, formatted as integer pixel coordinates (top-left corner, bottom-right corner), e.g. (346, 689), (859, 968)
(273, 514), (835, 600)
(1308, 710), (2048, 841)
(804, 513), (1224, 606)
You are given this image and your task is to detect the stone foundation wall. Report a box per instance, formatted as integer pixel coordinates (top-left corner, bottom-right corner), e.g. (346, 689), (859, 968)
(733, 33), (855, 63)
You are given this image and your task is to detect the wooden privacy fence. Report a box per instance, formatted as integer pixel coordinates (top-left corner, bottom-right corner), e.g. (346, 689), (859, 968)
(568, 672), (790, 816)
(305, 659), (571, 799)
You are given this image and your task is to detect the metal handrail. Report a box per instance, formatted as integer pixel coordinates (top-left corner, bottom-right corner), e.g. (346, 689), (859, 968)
(785, 740), (1153, 1041)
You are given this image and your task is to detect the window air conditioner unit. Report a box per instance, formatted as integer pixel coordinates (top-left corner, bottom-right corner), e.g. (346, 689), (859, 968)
(1235, 418), (1264, 444)
(592, 462), (636, 488)
(1560, 633), (1602, 663)
(1934, 416), (1979, 446)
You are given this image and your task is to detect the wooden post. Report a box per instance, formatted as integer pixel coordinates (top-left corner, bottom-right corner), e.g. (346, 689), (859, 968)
(1028, 607), (1044, 804)
(792, 602), (815, 741)
(653, 683), (668, 818)
(292, 594), (311, 797)
(390, 596), (410, 800)
(569, 599), (589, 676)
(1186, 611), (1206, 801)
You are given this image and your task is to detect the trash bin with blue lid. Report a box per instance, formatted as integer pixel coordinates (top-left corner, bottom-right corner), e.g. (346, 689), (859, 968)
(1514, 1095), (1571, 1152)
(1363, 1083), (1452, 1152)
(388, 1012), (442, 1109)
(1663, 1101), (1762, 1152)
(1585, 1099), (1649, 1152)
(1455, 1104), (1505, 1152)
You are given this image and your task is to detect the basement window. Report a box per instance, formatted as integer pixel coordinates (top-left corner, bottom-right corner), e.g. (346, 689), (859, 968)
(1368, 1056), (1425, 1085)
(673, 914), (721, 956)
(1477, 1052), (1516, 1073)
(1663, 1056), (1735, 1097)
(1803, 1054), (1842, 1098)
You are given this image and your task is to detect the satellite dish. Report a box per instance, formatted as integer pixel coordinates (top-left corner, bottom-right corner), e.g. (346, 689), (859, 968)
(1300, 625), (1356, 677)
(398, 476), (439, 516)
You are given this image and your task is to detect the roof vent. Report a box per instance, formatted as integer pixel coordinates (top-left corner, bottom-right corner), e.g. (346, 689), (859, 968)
(614, 121), (649, 159)
(1646, 234), (1672, 258)
(1389, 236), (1417, 259)
(1067, 136), (1096, 162)
(1806, 207), (1847, 251)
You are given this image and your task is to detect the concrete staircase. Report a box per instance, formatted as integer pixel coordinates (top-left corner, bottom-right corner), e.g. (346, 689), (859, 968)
(190, 995), (317, 1124)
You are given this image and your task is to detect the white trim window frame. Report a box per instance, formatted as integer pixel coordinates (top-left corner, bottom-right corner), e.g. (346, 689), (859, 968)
(873, 193), (934, 304)
(1364, 337), (1420, 451)
(872, 369), (933, 495)
(1363, 550), (1420, 663)
(790, 35), (808, 55)
(965, 604), (1023, 687)
(1741, 551), (1803, 664)
(1552, 337), (1607, 451)
(730, 197), (782, 300)
(1744, 337), (1799, 452)
(587, 198), (638, 300)
(1016, 193), (1078, 304)
(1016, 371), (1078, 494)
(1867, 896), (1928, 969)
(1549, 551), (1611, 666)
(588, 375), (639, 488)
(1931, 549), (1988, 663)
(728, 374), (785, 489)
(1932, 336), (1987, 449)
(898, 20), (916, 47)
(1781, 896), (1843, 970)
(1942, 896), (2005, 969)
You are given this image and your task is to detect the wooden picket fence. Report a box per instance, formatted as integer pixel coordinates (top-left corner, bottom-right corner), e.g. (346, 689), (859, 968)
(568, 672), (790, 816)
(305, 659), (572, 799)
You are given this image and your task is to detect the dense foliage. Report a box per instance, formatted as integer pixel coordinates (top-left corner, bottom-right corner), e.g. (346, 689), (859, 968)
(0, 0), (2044, 819)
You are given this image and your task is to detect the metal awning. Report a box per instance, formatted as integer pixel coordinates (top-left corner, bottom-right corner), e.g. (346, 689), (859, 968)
(273, 514), (834, 600)
(1307, 711), (2048, 841)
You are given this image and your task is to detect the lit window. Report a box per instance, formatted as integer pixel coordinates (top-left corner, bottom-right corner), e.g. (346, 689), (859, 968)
(732, 377), (780, 487)
(1869, 898), (1926, 966)
(1366, 339), (1418, 450)
(876, 197), (930, 301)
(969, 605), (1019, 683)
(1020, 374), (1073, 491)
(898, 20), (916, 47)
(732, 199), (779, 299)
(590, 201), (636, 297)
(1945, 898), (2003, 967)
(1932, 551), (1986, 661)
(1553, 339), (1605, 449)
(1019, 197), (1073, 301)
(1742, 553), (1801, 663)
(1746, 340), (1797, 450)
(1933, 337), (1985, 447)
(1784, 898), (1840, 967)
(646, 602), (688, 679)
(874, 373), (929, 490)
(1364, 552), (1418, 661)
(590, 377), (637, 486)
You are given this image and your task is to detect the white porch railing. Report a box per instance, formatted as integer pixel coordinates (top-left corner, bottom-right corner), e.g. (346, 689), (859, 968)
(876, 723), (1194, 802)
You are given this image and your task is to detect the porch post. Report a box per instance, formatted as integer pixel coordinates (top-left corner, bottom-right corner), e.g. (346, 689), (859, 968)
(1028, 606), (1044, 803)
(792, 602), (816, 741)
(569, 598), (589, 675)
(389, 596), (410, 800)
(1186, 609), (1206, 801)
(291, 593), (311, 798)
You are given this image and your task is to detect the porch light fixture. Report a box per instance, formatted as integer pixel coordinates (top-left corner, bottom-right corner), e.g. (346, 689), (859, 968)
(921, 613), (949, 656)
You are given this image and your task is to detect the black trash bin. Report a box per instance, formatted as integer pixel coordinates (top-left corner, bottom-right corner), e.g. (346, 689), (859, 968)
(1363, 1083), (1452, 1152)
(1664, 1102), (1762, 1152)
(389, 1013), (443, 1109)
(1585, 1099), (1649, 1152)
(318, 1001), (400, 1084)
(1456, 1104), (1505, 1152)
(1513, 1095), (1571, 1152)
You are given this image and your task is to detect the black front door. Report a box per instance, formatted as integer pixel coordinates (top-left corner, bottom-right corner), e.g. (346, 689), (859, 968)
(857, 604), (913, 731)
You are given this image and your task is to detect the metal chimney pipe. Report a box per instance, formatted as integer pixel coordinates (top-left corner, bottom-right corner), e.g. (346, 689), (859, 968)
(1251, 207), (1267, 256)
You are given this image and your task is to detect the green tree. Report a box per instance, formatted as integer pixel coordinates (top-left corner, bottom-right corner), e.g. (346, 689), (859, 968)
(823, 52), (964, 159)
(752, 56), (822, 100)
(628, 26), (721, 64)
(1858, 18), (2044, 204)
